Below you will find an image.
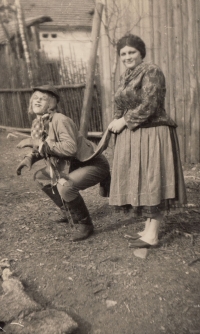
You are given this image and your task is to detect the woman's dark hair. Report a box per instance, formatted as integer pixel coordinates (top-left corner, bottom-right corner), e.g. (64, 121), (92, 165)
(117, 34), (146, 59)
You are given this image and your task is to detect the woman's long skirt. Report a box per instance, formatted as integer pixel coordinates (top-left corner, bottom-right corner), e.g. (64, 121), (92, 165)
(109, 126), (187, 217)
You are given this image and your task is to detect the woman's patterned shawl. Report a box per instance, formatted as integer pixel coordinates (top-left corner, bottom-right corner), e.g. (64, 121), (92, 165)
(114, 61), (177, 130)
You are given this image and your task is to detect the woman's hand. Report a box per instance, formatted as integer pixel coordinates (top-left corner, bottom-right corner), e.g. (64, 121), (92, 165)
(108, 117), (126, 133)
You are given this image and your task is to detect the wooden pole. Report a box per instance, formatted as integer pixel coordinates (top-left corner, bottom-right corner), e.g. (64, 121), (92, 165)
(15, 0), (33, 86)
(79, 2), (104, 137)
(99, 1), (112, 130)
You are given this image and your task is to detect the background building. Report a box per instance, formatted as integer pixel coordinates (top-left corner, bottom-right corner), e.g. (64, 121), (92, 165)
(20, 0), (94, 63)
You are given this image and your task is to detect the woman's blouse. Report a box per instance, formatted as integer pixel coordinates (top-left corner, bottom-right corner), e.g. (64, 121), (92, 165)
(114, 61), (177, 131)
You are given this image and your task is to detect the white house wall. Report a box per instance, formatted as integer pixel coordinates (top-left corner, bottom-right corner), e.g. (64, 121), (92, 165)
(39, 30), (92, 63)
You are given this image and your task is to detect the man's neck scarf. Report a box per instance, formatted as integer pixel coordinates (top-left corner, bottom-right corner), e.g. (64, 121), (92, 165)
(31, 113), (51, 141)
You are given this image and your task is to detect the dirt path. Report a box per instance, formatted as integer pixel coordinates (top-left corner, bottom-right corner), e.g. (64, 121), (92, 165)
(0, 131), (200, 334)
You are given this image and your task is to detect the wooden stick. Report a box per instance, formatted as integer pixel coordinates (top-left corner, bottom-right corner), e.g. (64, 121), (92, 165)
(12, 131), (31, 138)
(0, 84), (87, 93)
(79, 2), (104, 137)
(0, 125), (31, 133)
(0, 125), (103, 138)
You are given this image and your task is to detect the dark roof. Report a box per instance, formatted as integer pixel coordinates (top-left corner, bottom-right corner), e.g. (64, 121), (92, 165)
(20, 0), (94, 28)
(0, 16), (52, 44)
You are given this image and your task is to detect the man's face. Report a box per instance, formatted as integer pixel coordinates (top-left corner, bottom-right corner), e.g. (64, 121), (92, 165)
(32, 91), (49, 115)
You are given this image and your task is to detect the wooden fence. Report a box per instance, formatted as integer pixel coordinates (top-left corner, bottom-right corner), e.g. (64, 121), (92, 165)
(99, 0), (200, 163)
(0, 41), (103, 134)
(0, 84), (103, 132)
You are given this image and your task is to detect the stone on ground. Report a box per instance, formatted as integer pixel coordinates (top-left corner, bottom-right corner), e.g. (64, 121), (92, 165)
(4, 309), (78, 334)
(0, 268), (78, 333)
(133, 248), (149, 259)
(106, 300), (117, 308)
(0, 271), (41, 322)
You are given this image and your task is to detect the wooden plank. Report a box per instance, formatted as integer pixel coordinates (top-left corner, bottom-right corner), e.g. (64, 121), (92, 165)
(0, 125), (103, 138)
(148, 0), (154, 63)
(188, 0), (199, 162)
(17, 91), (25, 128)
(0, 126), (31, 133)
(182, 0), (190, 162)
(130, 0), (141, 36)
(159, 0), (171, 119)
(0, 93), (7, 126)
(80, 2), (104, 137)
(195, 0), (200, 161)
(152, 0), (161, 66)
(173, 0), (185, 162)
(0, 84), (87, 93)
(166, 0), (176, 123)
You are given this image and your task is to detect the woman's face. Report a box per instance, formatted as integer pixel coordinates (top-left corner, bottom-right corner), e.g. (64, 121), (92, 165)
(32, 91), (49, 115)
(120, 46), (142, 69)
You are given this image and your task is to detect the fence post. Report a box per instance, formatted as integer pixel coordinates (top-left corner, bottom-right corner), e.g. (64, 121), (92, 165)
(79, 2), (104, 137)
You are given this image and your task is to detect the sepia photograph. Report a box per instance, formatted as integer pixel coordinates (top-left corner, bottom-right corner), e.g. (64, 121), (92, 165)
(0, 0), (200, 333)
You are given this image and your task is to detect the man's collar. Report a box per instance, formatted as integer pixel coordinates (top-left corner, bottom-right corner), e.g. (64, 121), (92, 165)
(41, 112), (55, 121)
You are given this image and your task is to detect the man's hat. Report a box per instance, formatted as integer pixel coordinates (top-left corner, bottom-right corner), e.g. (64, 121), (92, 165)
(33, 85), (60, 102)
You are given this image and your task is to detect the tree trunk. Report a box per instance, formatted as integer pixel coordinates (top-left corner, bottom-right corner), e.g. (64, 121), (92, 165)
(15, 0), (33, 86)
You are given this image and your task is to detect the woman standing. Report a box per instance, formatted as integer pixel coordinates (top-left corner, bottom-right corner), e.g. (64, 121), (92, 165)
(108, 34), (187, 248)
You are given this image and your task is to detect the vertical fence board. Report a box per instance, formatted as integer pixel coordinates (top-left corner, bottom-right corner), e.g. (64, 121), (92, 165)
(181, 0), (190, 162)
(148, 0), (154, 62)
(195, 0), (200, 161)
(160, 0), (170, 116)
(172, 0), (185, 161)
(166, 0), (176, 123)
(152, 0), (161, 66)
(17, 92), (25, 128)
(188, 0), (199, 162)
(132, 0), (141, 37)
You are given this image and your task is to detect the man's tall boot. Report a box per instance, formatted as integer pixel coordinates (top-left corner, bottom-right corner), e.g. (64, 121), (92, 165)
(39, 183), (69, 223)
(66, 194), (94, 242)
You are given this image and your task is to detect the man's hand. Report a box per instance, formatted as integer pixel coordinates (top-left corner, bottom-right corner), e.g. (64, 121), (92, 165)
(108, 117), (126, 133)
(38, 141), (52, 158)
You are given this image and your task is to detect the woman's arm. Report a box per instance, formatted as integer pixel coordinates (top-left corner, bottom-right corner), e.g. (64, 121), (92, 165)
(124, 66), (166, 130)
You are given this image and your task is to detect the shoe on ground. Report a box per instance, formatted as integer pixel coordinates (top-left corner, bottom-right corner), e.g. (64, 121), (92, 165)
(128, 239), (158, 249)
(71, 224), (94, 242)
(124, 232), (141, 240)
